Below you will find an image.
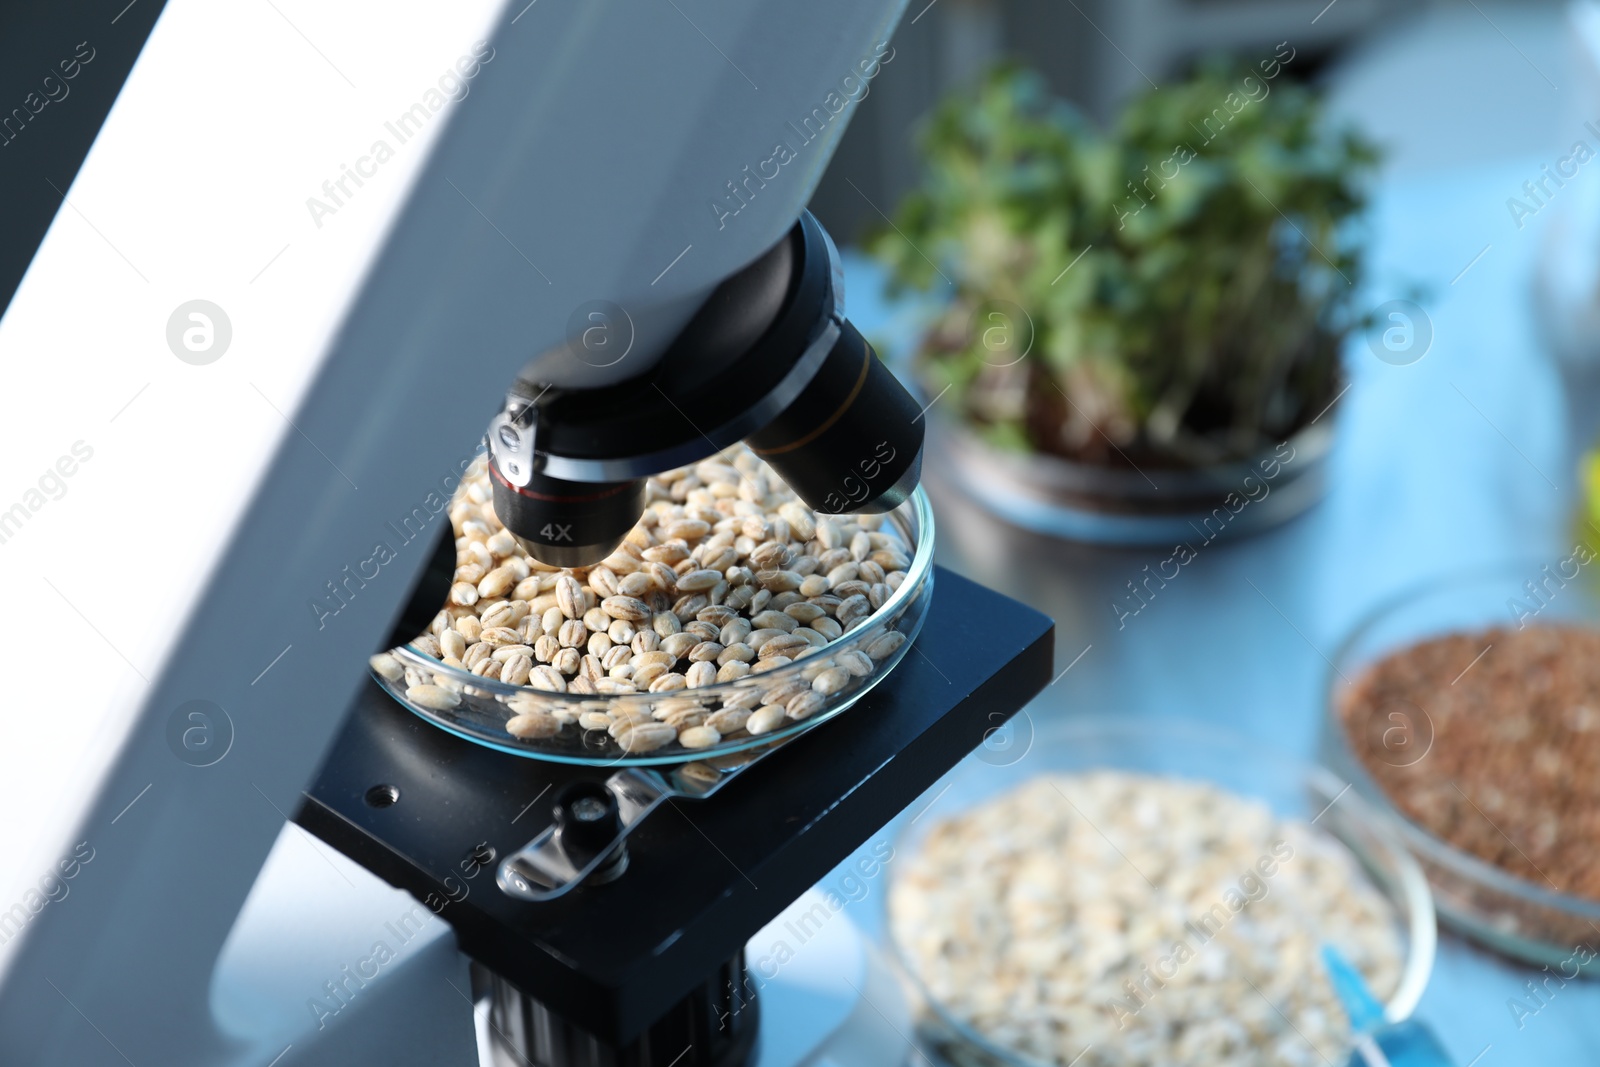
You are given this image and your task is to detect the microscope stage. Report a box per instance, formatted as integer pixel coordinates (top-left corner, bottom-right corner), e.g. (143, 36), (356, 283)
(296, 566), (1053, 1046)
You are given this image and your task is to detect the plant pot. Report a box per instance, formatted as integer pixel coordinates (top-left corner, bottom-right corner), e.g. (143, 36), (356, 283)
(929, 409), (1336, 546)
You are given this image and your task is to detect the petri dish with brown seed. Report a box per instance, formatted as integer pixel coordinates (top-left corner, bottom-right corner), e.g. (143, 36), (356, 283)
(1321, 560), (1600, 967)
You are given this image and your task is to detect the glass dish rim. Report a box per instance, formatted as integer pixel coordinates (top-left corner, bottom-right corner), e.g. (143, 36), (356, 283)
(375, 487), (936, 764)
(1323, 560), (1600, 921)
(882, 714), (1438, 1067)
(384, 642), (920, 766)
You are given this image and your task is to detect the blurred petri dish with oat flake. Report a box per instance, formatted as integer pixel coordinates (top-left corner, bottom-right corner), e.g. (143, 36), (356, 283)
(886, 717), (1435, 1067)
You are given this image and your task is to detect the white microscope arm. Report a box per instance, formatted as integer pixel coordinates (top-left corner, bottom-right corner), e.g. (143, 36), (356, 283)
(0, 0), (907, 1062)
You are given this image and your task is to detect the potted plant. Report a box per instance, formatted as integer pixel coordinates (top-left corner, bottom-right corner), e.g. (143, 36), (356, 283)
(871, 62), (1379, 544)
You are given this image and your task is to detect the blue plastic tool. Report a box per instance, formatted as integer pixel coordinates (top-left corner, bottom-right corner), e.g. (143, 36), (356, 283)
(1321, 944), (1455, 1067)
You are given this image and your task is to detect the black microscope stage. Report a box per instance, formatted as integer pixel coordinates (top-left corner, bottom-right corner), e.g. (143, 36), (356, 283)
(296, 567), (1053, 1046)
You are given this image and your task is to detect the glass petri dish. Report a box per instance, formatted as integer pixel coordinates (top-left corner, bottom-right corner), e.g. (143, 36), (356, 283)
(884, 715), (1436, 1067)
(930, 409), (1334, 547)
(1320, 562), (1600, 968)
(371, 487), (934, 765)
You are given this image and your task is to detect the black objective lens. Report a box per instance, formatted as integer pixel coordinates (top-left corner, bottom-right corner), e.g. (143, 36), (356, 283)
(747, 319), (924, 516)
(489, 462), (644, 569)
(484, 213), (923, 563)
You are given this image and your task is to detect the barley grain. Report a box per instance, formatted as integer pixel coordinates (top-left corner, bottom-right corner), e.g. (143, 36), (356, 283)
(506, 712), (559, 739)
(747, 705), (786, 735)
(528, 665), (567, 692)
(370, 653), (405, 682)
(811, 667), (850, 697)
(556, 575), (585, 619)
(407, 684), (461, 710)
(621, 723), (677, 753)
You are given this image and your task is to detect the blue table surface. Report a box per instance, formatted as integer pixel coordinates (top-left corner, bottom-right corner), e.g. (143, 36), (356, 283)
(822, 137), (1600, 1066)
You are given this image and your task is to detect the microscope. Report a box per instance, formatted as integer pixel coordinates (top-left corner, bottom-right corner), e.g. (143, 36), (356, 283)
(485, 207), (926, 569)
(0, 1), (1052, 1064)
